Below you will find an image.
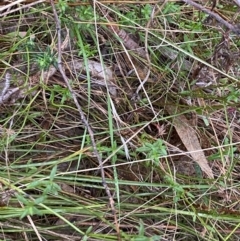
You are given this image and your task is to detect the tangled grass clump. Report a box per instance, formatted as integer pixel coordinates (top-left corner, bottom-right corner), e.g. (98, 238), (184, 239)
(0, 1), (240, 240)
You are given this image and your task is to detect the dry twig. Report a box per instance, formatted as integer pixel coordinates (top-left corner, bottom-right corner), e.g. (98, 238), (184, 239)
(0, 72), (11, 102)
(49, 0), (119, 237)
(182, 0), (240, 35)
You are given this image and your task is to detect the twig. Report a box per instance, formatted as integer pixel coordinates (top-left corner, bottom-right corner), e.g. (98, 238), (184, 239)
(0, 72), (11, 102)
(0, 87), (19, 104)
(182, 0), (240, 35)
(49, 0), (118, 236)
(18, 201), (43, 241)
(0, 72), (22, 105)
(0, 0), (45, 17)
(234, 0), (240, 8)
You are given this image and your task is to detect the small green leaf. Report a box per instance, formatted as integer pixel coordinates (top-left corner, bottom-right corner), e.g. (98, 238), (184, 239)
(20, 209), (29, 219)
(136, 146), (151, 152)
(50, 165), (57, 182)
(34, 195), (46, 205)
(138, 220), (145, 236)
(16, 194), (29, 205)
(27, 180), (42, 189)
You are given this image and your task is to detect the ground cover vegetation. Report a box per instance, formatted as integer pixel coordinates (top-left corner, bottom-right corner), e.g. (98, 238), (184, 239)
(0, 0), (240, 240)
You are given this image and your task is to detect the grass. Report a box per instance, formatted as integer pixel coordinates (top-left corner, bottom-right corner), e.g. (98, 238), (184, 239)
(0, 0), (240, 240)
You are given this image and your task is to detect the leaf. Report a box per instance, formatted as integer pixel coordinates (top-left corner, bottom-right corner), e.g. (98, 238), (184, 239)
(20, 209), (29, 219)
(166, 105), (214, 179)
(50, 165), (57, 182)
(16, 194), (29, 205)
(34, 195), (46, 205)
(67, 59), (117, 96)
(27, 180), (42, 189)
(136, 146), (151, 152)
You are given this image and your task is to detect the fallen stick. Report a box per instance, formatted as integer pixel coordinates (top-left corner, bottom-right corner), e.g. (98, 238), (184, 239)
(182, 0), (240, 35)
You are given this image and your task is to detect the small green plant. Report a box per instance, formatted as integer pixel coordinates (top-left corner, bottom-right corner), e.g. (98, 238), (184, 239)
(35, 47), (57, 70)
(49, 84), (71, 105)
(136, 139), (167, 166)
(164, 175), (194, 203)
(121, 11), (138, 25)
(208, 137), (237, 161)
(23, 36), (36, 51)
(226, 86), (240, 103)
(76, 5), (94, 21)
(75, 4), (95, 29)
(119, 4), (151, 26)
(97, 144), (127, 157)
(77, 43), (97, 58)
(16, 194), (46, 219)
(163, 2), (181, 23)
(57, 0), (69, 13)
(16, 166), (61, 219)
(140, 4), (152, 20)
